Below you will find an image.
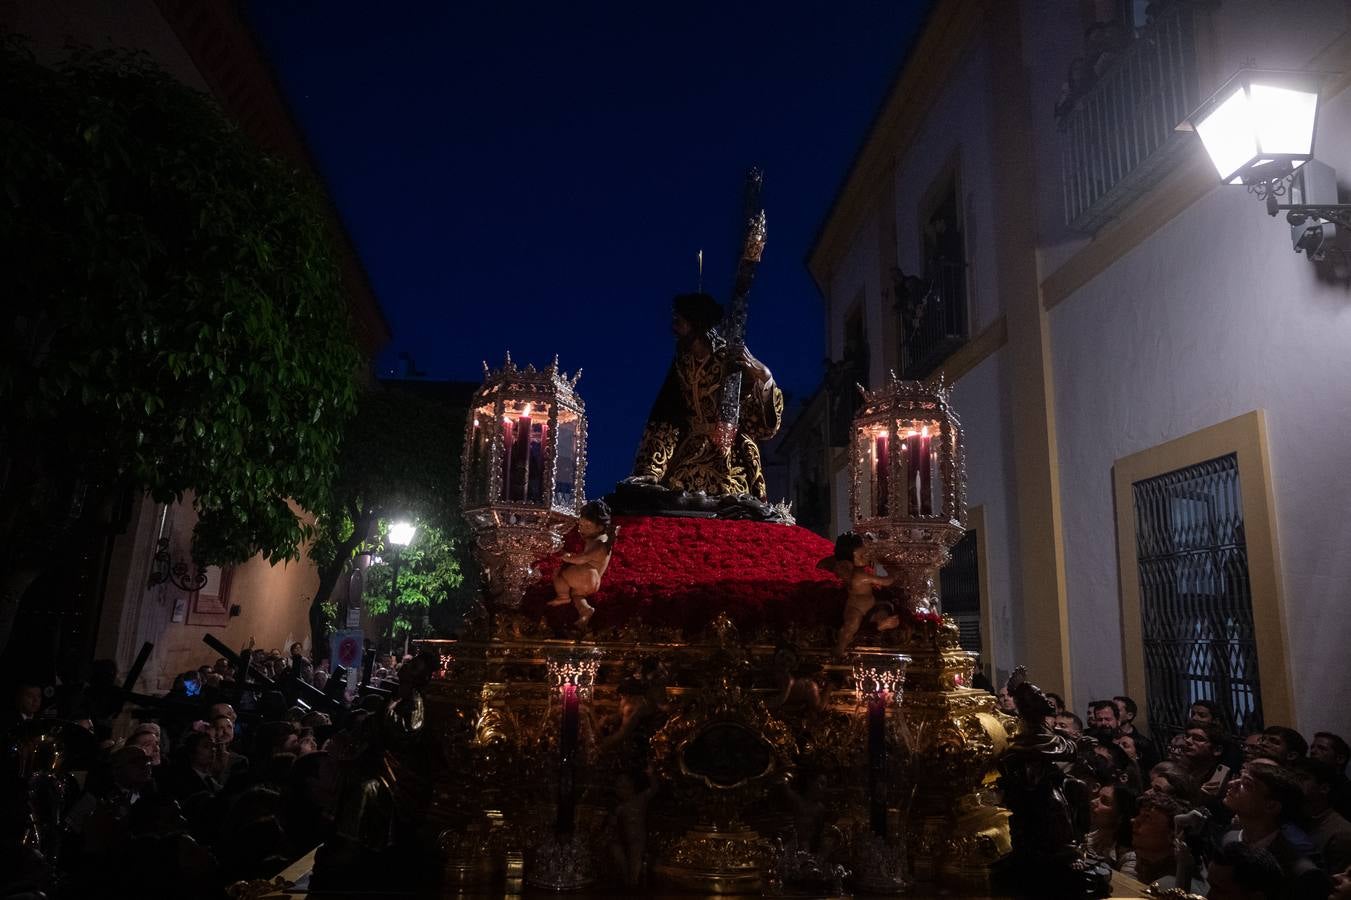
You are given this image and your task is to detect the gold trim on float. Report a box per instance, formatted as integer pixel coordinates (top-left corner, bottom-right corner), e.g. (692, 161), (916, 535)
(1111, 409), (1294, 734)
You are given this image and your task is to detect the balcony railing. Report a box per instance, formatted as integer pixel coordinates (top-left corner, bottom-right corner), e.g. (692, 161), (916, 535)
(1059, 2), (1204, 233)
(900, 259), (968, 380)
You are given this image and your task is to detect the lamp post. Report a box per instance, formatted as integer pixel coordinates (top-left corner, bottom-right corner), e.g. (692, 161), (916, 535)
(1185, 69), (1351, 249)
(388, 521), (416, 658)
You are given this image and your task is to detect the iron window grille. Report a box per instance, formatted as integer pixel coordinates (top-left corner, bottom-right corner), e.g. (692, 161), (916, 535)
(1058, 1), (1204, 233)
(1132, 452), (1263, 739)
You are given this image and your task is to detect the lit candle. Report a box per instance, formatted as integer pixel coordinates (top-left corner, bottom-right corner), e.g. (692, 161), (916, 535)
(919, 425), (933, 516)
(512, 407), (531, 500)
(874, 432), (889, 517)
(500, 417), (514, 501)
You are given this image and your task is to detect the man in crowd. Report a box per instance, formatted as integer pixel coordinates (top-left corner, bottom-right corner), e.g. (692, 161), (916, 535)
(1311, 732), (1351, 819)
(1204, 841), (1284, 900)
(1088, 700), (1121, 737)
(1113, 695), (1159, 770)
(1292, 757), (1351, 874)
(5, 680), (44, 737)
(1259, 726), (1307, 765)
(1177, 720), (1231, 798)
(1055, 711), (1084, 737)
(1222, 763), (1330, 899)
(289, 642), (314, 685)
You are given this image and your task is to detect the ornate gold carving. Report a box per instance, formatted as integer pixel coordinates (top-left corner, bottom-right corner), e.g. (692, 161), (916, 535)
(654, 827), (768, 894)
(224, 877), (291, 900)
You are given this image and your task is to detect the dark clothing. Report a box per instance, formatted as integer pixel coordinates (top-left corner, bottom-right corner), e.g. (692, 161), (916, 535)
(1222, 827), (1332, 900)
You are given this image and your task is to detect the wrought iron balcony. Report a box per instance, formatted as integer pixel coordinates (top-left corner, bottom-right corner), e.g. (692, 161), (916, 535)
(898, 259), (968, 381)
(1059, 2), (1205, 233)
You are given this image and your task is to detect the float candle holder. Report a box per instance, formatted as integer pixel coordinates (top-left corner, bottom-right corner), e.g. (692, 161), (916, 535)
(545, 655), (600, 835)
(461, 354), (587, 608)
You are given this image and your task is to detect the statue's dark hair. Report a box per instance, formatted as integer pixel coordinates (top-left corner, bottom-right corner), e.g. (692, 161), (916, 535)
(672, 292), (724, 332)
(833, 531), (865, 562)
(579, 499), (616, 554)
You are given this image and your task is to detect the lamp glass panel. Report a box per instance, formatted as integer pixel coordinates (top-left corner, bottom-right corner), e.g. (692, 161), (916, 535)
(389, 521), (417, 547)
(466, 403), (494, 506)
(1249, 83), (1317, 156)
(554, 415), (577, 511)
(855, 426), (874, 520)
(1195, 87), (1258, 181)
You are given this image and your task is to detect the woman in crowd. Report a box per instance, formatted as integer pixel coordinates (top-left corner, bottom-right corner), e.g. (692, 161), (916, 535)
(1085, 783), (1138, 867)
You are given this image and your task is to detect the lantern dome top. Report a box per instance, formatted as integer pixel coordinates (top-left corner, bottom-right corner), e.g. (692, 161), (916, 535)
(854, 372), (957, 422)
(474, 352), (585, 411)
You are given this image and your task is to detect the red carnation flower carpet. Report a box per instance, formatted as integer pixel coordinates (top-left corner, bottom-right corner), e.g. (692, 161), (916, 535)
(522, 515), (854, 634)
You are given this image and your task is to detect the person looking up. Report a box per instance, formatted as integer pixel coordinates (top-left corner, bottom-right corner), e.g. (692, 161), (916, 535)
(1259, 726), (1308, 765)
(1222, 764), (1330, 899)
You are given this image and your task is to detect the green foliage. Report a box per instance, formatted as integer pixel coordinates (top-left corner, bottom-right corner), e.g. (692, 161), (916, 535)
(0, 40), (361, 565)
(363, 519), (467, 638)
(310, 383), (463, 568)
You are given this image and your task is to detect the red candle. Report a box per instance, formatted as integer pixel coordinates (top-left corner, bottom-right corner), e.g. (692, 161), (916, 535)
(919, 427), (933, 516)
(500, 418), (514, 500)
(874, 433), (889, 516)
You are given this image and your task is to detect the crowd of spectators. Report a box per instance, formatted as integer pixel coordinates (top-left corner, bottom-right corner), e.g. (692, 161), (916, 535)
(997, 688), (1351, 899)
(1, 644), (419, 898)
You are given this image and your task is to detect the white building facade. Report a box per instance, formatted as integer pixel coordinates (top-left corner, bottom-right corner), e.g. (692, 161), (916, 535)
(796, 0), (1351, 739)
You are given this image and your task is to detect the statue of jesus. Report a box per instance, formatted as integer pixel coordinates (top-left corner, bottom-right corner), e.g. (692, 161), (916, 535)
(628, 292), (783, 500)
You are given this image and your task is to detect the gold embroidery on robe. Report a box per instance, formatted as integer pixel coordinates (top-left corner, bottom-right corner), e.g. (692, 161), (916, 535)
(629, 331), (782, 499)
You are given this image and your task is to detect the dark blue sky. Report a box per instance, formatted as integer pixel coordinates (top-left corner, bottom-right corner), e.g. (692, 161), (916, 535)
(246, 2), (927, 492)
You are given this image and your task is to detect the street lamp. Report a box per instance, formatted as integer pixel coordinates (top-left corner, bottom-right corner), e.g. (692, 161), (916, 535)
(387, 520), (417, 657)
(1185, 69), (1351, 253)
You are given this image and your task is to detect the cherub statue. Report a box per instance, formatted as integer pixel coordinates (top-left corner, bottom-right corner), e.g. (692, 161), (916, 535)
(547, 500), (616, 628)
(606, 767), (658, 887)
(818, 532), (902, 655)
(766, 642), (821, 718)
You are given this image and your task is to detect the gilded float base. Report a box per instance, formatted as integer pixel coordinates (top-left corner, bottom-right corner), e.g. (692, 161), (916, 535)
(909, 795), (1012, 893)
(849, 830), (909, 895)
(524, 832), (596, 892)
(654, 826), (766, 894)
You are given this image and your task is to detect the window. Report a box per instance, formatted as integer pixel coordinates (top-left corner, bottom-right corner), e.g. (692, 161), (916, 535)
(827, 299), (869, 447)
(186, 566), (234, 627)
(1131, 453), (1262, 738)
(898, 173), (968, 379)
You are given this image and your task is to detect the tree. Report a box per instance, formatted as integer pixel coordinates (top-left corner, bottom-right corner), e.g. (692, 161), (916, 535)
(306, 381), (471, 655)
(0, 42), (361, 651)
(362, 519), (470, 648)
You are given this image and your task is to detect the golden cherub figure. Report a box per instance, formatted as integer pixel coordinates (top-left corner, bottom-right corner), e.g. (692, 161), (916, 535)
(546, 500), (616, 628)
(818, 531), (902, 655)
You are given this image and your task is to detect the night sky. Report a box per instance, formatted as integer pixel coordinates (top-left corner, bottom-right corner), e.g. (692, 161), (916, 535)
(246, 2), (928, 492)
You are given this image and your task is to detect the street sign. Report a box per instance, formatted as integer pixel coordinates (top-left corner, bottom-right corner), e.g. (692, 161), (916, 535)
(331, 629), (363, 671)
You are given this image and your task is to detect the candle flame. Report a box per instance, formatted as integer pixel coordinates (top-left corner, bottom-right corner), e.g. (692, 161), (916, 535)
(523, 403), (533, 417)
(473, 418), (480, 427)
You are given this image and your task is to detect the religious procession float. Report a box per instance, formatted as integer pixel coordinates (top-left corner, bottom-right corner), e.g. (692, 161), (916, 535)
(308, 173), (1116, 898)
